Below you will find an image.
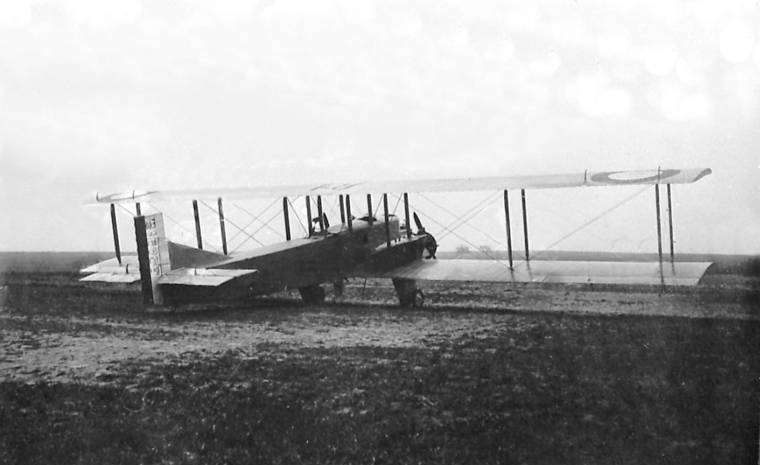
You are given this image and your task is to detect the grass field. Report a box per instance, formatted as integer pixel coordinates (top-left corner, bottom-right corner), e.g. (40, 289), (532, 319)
(1, 252), (759, 464)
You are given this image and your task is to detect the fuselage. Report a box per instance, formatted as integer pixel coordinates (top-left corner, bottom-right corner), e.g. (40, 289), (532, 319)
(206, 216), (425, 295)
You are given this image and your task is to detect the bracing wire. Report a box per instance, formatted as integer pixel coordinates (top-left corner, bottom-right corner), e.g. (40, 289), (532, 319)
(412, 185), (648, 264)
(249, 208), (285, 239)
(115, 203), (137, 217)
(161, 208), (224, 251)
(531, 185), (650, 259)
(417, 191), (503, 245)
(228, 221), (270, 253)
(228, 197), (281, 242)
(231, 201), (285, 240)
(370, 193), (402, 218)
(207, 209), (265, 249)
(442, 192), (502, 243)
(197, 199), (264, 252)
(229, 206), (287, 252)
(412, 204), (506, 263)
(392, 194), (402, 215)
(287, 197), (307, 235)
(324, 196), (340, 224)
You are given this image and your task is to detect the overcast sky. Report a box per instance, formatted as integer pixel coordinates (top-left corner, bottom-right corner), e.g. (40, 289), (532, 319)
(0, 0), (758, 254)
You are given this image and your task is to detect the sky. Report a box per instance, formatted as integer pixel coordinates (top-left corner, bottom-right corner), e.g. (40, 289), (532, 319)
(0, 0), (759, 254)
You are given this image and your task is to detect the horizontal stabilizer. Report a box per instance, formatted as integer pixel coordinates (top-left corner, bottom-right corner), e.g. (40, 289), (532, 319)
(157, 268), (258, 287)
(366, 259), (712, 286)
(80, 272), (142, 284)
(79, 256), (141, 283)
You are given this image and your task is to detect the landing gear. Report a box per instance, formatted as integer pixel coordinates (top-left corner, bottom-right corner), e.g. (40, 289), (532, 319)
(299, 284), (325, 304)
(410, 289), (424, 308)
(392, 278), (425, 308)
(333, 279), (345, 298)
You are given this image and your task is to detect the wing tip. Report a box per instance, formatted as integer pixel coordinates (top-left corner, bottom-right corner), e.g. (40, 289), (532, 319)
(693, 168), (712, 182)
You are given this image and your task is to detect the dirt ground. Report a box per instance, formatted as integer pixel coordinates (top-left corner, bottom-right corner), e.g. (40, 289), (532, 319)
(1, 266), (760, 464)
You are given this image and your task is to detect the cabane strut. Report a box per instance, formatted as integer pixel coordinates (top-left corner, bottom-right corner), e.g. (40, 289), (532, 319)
(503, 190), (513, 269)
(282, 197), (291, 241)
(218, 197), (228, 255)
(110, 203), (121, 265)
(521, 189), (529, 261)
(192, 199), (203, 250)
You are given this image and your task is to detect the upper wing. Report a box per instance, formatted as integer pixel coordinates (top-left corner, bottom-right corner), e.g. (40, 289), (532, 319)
(94, 168), (711, 204)
(362, 259), (712, 286)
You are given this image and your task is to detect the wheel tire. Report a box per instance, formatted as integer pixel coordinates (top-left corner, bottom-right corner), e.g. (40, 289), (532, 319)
(411, 289), (424, 308)
(314, 286), (325, 303)
(299, 285), (325, 305)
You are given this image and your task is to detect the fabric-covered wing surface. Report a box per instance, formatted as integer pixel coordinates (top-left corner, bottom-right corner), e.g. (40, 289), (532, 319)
(79, 256), (258, 287)
(156, 268), (258, 286)
(94, 168), (712, 204)
(365, 259), (712, 286)
(79, 256), (141, 283)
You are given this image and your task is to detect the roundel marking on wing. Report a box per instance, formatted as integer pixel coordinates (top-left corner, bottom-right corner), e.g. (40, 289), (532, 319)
(590, 169), (681, 185)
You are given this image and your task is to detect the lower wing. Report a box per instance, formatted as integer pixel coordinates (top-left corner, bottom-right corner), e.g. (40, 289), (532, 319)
(362, 259), (711, 286)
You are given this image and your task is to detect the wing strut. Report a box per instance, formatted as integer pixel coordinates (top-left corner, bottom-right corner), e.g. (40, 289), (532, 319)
(383, 193), (391, 247)
(339, 195), (346, 224)
(218, 198), (228, 254)
(109, 203), (122, 265)
(503, 190), (513, 269)
(521, 189), (529, 261)
(192, 200), (203, 249)
(305, 196), (313, 237)
(316, 195), (325, 231)
(282, 197), (291, 241)
(403, 193), (412, 239)
(346, 195), (353, 231)
(666, 184), (674, 262)
(655, 185), (663, 265)
(366, 194), (374, 224)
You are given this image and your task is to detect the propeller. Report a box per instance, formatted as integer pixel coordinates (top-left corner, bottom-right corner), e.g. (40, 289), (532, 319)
(413, 212), (425, 234)
(412, 212), (437, 259)
(311, 213), (330, 231)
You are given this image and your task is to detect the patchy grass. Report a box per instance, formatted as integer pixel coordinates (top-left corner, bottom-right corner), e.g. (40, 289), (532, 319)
(2, 311), (759, 464)
(2, 255), (759, 464)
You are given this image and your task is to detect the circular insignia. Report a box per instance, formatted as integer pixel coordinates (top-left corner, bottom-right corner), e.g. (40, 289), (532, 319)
(590, 169), (681, 185)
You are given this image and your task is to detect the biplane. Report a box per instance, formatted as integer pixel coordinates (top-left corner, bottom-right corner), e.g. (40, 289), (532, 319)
(81, 168), (713, 308)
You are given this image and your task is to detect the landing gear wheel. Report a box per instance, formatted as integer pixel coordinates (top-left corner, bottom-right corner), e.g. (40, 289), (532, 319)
(411, 289), (424, 308)
(299, 284), (326, 305)
(332, 279), (345, 299)
(392, 278), (423, 308)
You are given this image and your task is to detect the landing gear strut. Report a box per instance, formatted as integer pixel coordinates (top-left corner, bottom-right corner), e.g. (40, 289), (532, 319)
(392, 278), (424, 308)
(333, 279), (345, 298)
(299, 284), (325, 305)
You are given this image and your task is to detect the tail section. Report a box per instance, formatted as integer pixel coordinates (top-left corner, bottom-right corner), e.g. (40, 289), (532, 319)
(134, 213), (230, 305)
(134, 213), (171, 305)
(82, 212), (253, 307)
(79, 213), (171, 296)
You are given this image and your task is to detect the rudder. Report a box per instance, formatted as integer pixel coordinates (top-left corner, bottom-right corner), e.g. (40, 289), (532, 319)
(134, 213), (171, 305)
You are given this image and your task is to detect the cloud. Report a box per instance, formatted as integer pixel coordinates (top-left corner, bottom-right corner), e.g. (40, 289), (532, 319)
(59, 0), (142, 28)
(572, 71), (631, 118)
(0, 0), (759, 252)
(720, 21), (756, 63)
(0, 1), (31, 28)
(658, 85), (712, 120)
(642, 41), (678, 76)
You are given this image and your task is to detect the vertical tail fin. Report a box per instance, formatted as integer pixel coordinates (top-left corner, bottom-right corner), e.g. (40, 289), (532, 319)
(134, 213), (171, 305)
